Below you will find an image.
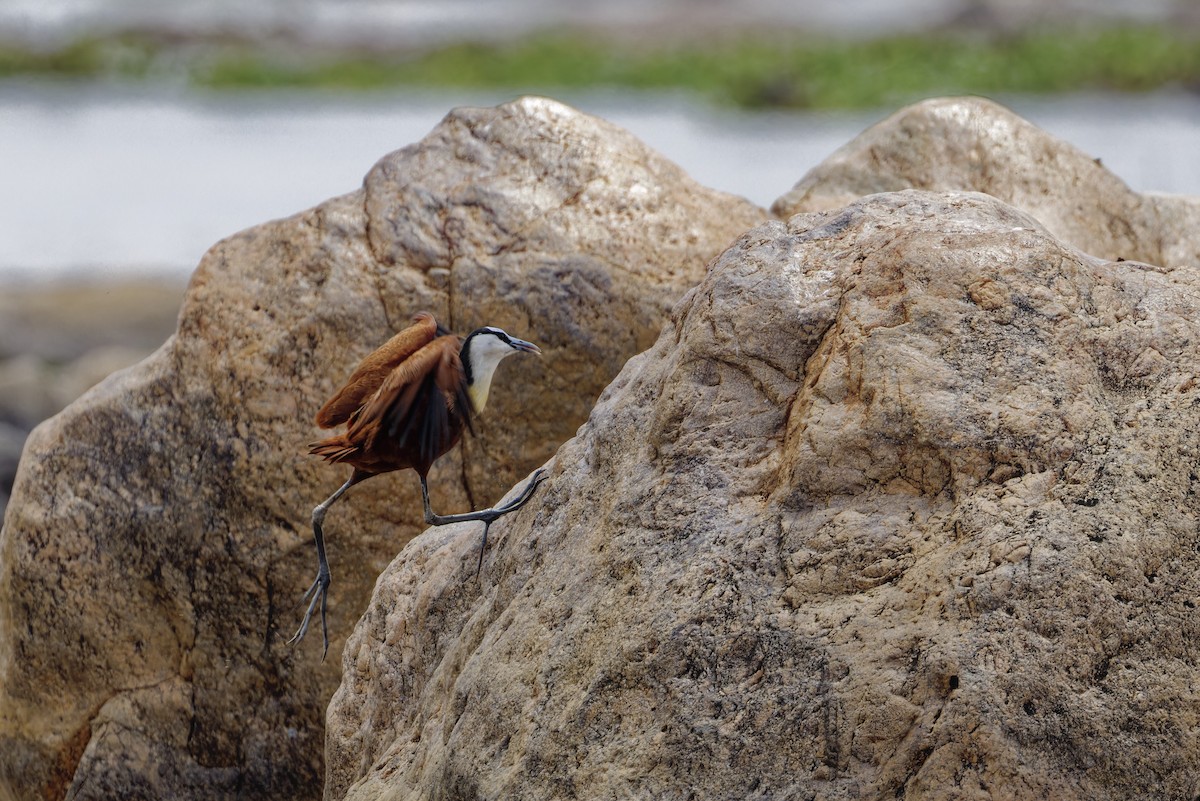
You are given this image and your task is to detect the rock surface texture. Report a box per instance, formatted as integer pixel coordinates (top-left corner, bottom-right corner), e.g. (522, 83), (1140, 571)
(327, 190), (1200, 801)
(772, 96), (1200, 270)
(0, 97), (765, 801)
(0, 278), (185, 521)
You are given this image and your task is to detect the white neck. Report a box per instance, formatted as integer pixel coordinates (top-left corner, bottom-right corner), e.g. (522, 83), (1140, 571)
(467, 359), (502, 412)
(465, 337), (516, 413)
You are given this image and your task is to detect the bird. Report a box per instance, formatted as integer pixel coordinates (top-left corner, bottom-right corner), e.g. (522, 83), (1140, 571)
(289, 311), (546, 656)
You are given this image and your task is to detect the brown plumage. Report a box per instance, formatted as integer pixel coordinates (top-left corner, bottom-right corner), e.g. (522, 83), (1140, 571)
(313, 311), (439, 429)
(308, 312), (473, 478)
(290, 311), (546, 656)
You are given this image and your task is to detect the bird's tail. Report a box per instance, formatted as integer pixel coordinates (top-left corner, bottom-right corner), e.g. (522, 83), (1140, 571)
(308, 435), (359, 464)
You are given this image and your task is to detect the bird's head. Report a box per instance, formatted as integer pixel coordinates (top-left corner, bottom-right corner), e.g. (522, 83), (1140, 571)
(461, 326), (541, 412)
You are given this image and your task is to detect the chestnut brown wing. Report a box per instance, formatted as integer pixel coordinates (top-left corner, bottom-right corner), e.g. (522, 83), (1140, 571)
(345, 334), (471, 474)
(315, 311), (439, 429)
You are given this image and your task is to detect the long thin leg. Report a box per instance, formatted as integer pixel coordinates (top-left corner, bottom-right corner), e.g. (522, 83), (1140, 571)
(420, 468), (547, 575)
(289, 471), (363, 657)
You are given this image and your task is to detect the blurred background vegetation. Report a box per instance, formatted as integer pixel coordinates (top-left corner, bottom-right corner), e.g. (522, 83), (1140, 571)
(3, 18), (1200, 109)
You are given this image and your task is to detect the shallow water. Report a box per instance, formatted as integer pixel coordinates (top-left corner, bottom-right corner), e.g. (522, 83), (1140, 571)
(1, 85), (1198, 281)
(4, 0), (1143, 46)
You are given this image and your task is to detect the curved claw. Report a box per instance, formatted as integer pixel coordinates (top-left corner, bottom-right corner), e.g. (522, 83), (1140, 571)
(288, 570), (331, 659)
(474, 468), (548, 578)
(495, 468), (548, 513)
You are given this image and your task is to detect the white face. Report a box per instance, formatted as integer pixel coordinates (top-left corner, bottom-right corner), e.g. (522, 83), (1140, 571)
(473, 328), (521, 364)
(464, 327), (540, 413)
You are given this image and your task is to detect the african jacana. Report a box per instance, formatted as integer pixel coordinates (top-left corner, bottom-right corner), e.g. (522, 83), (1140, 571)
(289, 311), (545, 655)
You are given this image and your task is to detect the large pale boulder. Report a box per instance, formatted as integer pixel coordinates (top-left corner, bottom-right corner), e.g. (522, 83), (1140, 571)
(772, 96), (1200, 269)
(0, 97), (765, 800)
(327, 190), (1200, 801)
